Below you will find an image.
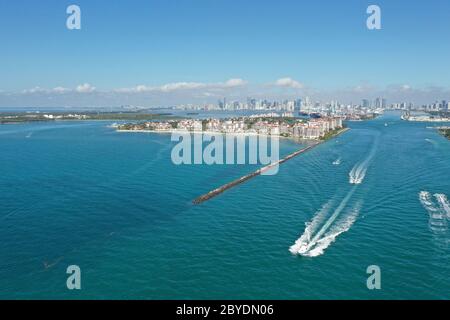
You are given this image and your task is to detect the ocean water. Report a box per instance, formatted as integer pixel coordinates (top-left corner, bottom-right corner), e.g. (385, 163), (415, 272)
(0, 111), (449, 299)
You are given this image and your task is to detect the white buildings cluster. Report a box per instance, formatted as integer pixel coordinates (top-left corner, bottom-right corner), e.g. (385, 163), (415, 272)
(124, 117), (343, 140)
(172, 95), (450, 117)
(248, 112), (294, 118)
(42, 114), (87, 120)
(204, 117), (343, 139)
(175, 96), (385, 120)
(295, 118), (343, 139)
(420, 100), (449, 112)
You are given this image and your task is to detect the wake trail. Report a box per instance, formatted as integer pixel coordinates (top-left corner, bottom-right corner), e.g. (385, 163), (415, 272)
(290, 187), (359, 257)
(308, 187), (356, 245)
(434, 194), (450, 219)
(349, 135), (379, 184)
(419, 191), (448, 233)
(290, 200), (335, 246)
(306, 201), (362, 257)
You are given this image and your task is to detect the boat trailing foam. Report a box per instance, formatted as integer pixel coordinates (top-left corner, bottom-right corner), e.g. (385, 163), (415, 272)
(332, 158), (341, 165)
(290, 188), (359, 257)
(289, 200), (334, 254)
(349, 165), (367, 184)
(434, 194), (450, 219)
(348, 135), (379, 185)
(305, 202), (361, 257)
(419, 191), (448, 234)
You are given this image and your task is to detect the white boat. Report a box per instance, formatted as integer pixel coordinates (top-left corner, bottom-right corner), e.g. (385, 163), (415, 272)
(297, 243), (311, 254)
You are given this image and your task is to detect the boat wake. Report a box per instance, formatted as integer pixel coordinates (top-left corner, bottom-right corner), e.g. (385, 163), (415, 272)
(290, 133), (378, 257)
(435, 194), (450, 219)
(349, 165), (367, 184)
(419, 191), (448, 234)
(290, 188), (361, 257)
(349, 136), (378, 185)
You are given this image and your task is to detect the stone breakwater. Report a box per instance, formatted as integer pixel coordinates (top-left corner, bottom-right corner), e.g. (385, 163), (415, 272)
(192, 128), (349, 205)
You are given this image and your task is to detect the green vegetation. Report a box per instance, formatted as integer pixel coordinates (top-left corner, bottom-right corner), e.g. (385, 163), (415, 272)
(244, 116), (303, 129)
(320, 126), (347, 141)
(0, 114), (52, 124)
(439, 129), (450, 140)
(430, 111), (450, 118)
(86, 113), (181, 121)
(0, 112), (182, 124)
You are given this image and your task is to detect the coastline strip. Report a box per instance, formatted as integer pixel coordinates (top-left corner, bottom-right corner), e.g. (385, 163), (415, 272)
(192, 128), (349, 205)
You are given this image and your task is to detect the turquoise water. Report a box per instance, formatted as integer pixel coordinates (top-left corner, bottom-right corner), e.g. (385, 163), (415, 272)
(0, 112), (449, 299)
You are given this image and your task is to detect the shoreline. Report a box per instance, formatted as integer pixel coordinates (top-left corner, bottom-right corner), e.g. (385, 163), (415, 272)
(116, 127), (349, 143)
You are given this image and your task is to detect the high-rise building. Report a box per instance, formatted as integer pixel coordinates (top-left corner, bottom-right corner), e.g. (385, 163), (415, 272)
(302, 96), (311, 112)
(286, 101), (295, 112)
(374, 98), (382, 108)
(362, 99), (370, 108)
(294, 98), (302, 112)
(246, 97), (256, 110)
(218, 99), (224, 110)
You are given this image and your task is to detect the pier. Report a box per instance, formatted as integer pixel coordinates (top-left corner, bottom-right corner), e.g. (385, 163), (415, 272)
(193, 127), (349, 205)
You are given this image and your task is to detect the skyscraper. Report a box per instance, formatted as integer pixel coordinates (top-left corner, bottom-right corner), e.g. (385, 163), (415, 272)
(362, 99), (370, 108)
(218, 99), (224, 110)
(294, 98), (302, 112)
(375, 98), (382, 108)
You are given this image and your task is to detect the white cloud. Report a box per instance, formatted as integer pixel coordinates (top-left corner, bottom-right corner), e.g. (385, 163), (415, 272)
(350, 84), (377, 94)
(116, 78), (248, 94)
(24, 86), (72, 94)
(159, 82), (206, 92)
(274, 77), (304, 89)
(21, 85), (90, 94)
(76, 83), (96, 93)
(52, 86), (71, 94)
(22, 86), (46, 94)
(6, 79), (449, 108)
(224, 78), (248, 87)
(401, 84), (411, 90)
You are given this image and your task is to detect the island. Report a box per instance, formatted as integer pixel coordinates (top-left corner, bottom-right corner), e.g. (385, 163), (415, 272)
(401, 111), (450, 122)
(117, 115), (345, 141)
(0, 111), (181, 124)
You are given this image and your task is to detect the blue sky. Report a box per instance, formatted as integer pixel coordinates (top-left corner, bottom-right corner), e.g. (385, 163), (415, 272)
(0, 0), (449, 107)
